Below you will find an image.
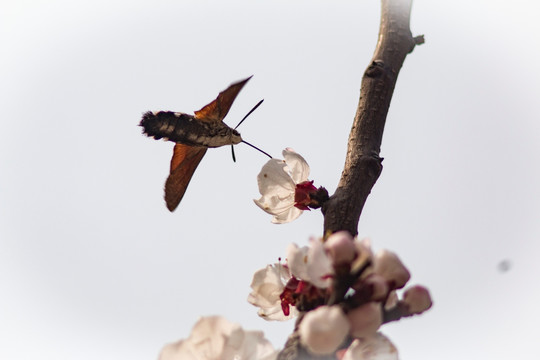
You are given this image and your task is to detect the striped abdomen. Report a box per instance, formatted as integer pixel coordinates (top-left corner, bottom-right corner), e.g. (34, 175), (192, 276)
(140, 111), (242, 148)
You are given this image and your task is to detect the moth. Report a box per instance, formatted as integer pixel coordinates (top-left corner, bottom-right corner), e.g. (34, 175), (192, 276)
(140, 76), (267, 212)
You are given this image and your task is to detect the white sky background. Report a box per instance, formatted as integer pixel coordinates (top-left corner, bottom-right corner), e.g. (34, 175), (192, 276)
(1, 0), (540, 359)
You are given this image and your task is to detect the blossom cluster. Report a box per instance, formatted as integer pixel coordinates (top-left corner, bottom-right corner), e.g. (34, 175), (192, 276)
(248, 231), (432, 358)
(159, 149), (432, 360)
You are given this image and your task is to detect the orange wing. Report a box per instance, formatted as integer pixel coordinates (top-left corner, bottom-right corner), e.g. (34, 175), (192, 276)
(164, 144), (208, 212)
(193, 76), (252, 122)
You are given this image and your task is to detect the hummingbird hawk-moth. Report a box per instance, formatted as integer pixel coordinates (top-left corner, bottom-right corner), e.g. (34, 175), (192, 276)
(140, 76), (259, 212)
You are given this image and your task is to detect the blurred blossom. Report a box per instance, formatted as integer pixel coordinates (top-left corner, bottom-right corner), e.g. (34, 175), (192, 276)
(403, 285), (433, 315)
(159, 316), (278, 360)
(247, 235), (432, 359)
(325, 231), (358, 266)
(299, 305), (350, 355)
(347, 302), (383, 338)
(361, 274), (389, 302)
(340, 333), (398, 360)
(384, 291), (399, 311)
(373, 250), (410, 289)
(351, 237), (374, 275)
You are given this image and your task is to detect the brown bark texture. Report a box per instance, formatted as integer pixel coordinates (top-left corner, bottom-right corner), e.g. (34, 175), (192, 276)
(278, 0), (422, 359)
(322, 0), (422, 237)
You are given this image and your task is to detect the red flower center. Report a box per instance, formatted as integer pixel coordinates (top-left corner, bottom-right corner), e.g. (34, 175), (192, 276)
(294, 181), (317, 210)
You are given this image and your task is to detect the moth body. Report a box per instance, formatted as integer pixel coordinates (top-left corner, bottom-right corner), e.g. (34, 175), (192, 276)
(141, 111), (242, 148)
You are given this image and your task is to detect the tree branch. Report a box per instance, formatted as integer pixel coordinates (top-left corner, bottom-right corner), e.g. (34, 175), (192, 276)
(277, 1), (421, 358)
(322, 0), (420, 236)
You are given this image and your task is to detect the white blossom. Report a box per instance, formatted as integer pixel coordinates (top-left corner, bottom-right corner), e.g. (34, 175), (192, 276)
(247, 263), (297, 321)
(286, 238), (333, 288)
(159, 316), (278, 360)
(254, 148), (311, 224)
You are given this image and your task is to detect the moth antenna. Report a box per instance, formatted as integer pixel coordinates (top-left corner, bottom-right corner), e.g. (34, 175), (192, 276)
(241, 140), (272, 159)
(234, 99), (264, 130)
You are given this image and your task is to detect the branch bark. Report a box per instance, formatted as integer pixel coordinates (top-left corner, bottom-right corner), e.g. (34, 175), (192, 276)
(322, 0), (422, 236)
(278, 1), (421, 358)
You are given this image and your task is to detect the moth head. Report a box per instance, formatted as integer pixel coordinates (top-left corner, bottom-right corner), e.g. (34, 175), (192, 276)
(231, 128), (242, 145)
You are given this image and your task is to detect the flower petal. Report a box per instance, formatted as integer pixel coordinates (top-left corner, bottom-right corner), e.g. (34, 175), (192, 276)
(283, 148), (310, 183)
(286, 243), (310, 280)
(270, 206), (303, 224)
(298, 305), (350, 356)
(342, 333), (399, 360)
(159, 340), (198, 360)
(254, 193), (295, 216)
(257, 159), (296, 197)
(189, 316), (237, 356)
(286, 240), (333, 288)
(248, 264), (296, 321)
(160, 316), (278, 360)
(347, 302), (383, 338)
(306, 238), (334, 288)
(325, 231), (357, 266)
(373, 250), (410, 289)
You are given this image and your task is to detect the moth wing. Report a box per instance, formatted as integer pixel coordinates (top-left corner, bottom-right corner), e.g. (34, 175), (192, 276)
(164, 144), (208, 212)
(193, 76), (252, 122)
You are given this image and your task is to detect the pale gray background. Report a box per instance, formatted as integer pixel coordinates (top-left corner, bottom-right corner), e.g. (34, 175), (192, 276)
(1, 0), (539, 359)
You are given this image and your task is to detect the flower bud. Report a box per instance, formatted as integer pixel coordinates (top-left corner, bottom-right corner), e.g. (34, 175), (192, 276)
(347, 302), (383, 338)
(373, 250), (410, 289)
(299, 305), (350, 355)
(325, 231), (357, 266)
(363, 274), (389, 301)
(403, 285), (432, 314)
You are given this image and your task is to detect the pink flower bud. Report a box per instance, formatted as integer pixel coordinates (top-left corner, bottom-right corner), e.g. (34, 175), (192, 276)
(403, 285), (432, 314)
(373, 250), (410, 289)
(299, 306), (350, 355)
(325, 231), (357, 266)
(347, 302), (382, 338)
(363, 274), (389, 301)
